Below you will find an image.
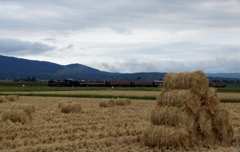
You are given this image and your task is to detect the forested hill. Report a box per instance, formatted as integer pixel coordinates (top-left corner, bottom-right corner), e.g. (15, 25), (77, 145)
(0, 55), (239, 81)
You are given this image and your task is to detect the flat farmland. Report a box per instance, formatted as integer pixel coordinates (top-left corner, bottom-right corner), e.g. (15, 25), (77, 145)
(4, 90), (240, 99)
(0, 90), (240, 151)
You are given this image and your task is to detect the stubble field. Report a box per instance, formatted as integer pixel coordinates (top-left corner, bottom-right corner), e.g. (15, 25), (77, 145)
(0, 91), (240, 152)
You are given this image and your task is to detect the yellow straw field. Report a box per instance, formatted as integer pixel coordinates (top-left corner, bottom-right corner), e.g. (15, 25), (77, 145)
(0, 93), (240, 151)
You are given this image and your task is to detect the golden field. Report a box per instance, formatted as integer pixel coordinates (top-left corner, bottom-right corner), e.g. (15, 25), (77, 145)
(0, 91), (240, 152)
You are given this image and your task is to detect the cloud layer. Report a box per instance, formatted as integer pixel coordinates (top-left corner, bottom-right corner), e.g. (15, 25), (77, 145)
(0, 0), (240, 73)
(0, 38), (55, 55)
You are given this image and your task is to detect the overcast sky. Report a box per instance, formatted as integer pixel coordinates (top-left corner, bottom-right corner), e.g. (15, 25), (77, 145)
(0, 0), (240, 73)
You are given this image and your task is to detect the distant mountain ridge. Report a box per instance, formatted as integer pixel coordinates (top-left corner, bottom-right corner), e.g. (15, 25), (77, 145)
(0, 55), (239, 81)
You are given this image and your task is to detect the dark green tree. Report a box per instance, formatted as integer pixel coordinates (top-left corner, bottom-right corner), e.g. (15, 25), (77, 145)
(31, 76), (36, 82)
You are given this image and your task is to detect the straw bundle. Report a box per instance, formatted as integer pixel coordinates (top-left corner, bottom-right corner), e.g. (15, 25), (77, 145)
(143, 125), (191, 149)
(58, 100), (73, 108)
(24, 105), (35, 120)
(1, 109), (31, 124)
(100, 99), (115, 107)
(151, 107), (179, 127)
(71, 103), (82, 113)
(116, 98), (131, 106)
(0, 96), (7, 103)
(195, 106), (216, 145)
(7, 95), (20, 102)
(157, 90), (202, 113)
(61, 103), (82, 114)
(177, 107), (196, 131)
(213, 107), (234, 145)
(144, 70), (234, 149)
(163, 71), (209, 97)
(58, 101), (65, 108)
(151, 107), (195, 131)
(203, 87), (220, 113)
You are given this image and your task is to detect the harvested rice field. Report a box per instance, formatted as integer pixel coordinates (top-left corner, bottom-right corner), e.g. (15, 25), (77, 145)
(0, 95), (240, 152)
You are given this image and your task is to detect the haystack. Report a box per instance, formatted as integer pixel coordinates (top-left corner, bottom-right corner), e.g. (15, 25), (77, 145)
(58, 100), (73, 108)
(116, 98), (131, 106)
(0, 96), (7, 103)
(7, 95), (20, 102)
(1, 109), (32, 124)
(61, 103), (82, 114)
(100, 99), (115, 107)
(144, 70), (234, 149)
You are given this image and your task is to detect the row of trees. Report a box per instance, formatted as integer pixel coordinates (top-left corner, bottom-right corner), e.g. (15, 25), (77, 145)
(211, 79), (240, 84)
(13, 76), (37, 82)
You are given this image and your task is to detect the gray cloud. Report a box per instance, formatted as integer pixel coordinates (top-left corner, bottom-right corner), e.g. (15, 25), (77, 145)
(93, 56), (240, 73)
(1, 0), (239, 32)
(0, 38), (55, 55)
(44, 38), (55, 41)
(59, 44), (74, 52)
(0, 0), (240, 73)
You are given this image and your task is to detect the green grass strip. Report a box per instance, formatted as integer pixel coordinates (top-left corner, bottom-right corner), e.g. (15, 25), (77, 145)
(1, 93), (239, 102)
(0, 93), (156, 100)
(220, 99), (240, 103)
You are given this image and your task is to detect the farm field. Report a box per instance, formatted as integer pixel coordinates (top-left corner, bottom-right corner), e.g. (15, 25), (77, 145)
(2, 90), (240, 100)
(0, 91), (240, 151)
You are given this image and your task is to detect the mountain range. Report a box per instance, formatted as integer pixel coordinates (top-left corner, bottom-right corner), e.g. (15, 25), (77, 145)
(0, 55), (239, 81)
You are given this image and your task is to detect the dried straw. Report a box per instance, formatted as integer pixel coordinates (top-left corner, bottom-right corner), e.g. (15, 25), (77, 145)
(116, 98), (131, 106)
(143, 125), (191, 149)
(213, 107), (234, 145)
(178, 107), (196, 131)
(195, 106), (216, 145)
(1, 109), (31, 124)
(58, 101), (65, 108)
(203, 87), (220, 114)
(151, 107), (195, 131)
(157, 90), (202, 113)
(0, 96), (7, 103)
(7, 95), (20, 102)
(58, 100), (73, 108)
(71, 103), (82, 113)
(61, 103), (82, 114)
(100, 99), (115, 108)
(163, 70), (209, 97)
(151, 107), (179, 127)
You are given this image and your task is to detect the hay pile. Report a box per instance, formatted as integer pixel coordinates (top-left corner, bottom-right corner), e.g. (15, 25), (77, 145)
(0, 96), (8, 103)
(61, 103), (82, 114)
(116, 98), (131, 106)
(1, 105), (35, 124)
(0, 95), (20, 102)
(144, 70), (234, 149)
(7, 95), (20, 102)
(100, 99), (115, 107)
(99, 98), (131, 108)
